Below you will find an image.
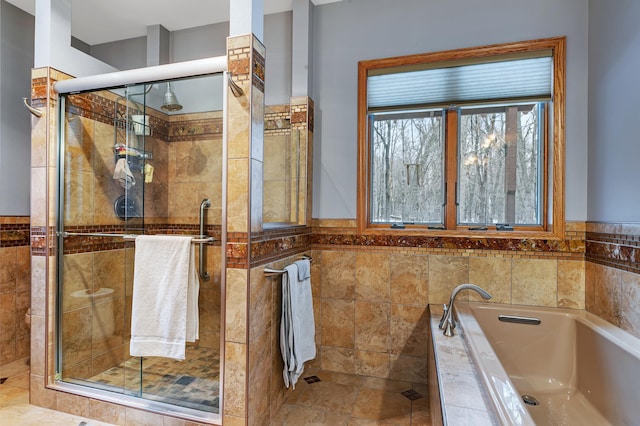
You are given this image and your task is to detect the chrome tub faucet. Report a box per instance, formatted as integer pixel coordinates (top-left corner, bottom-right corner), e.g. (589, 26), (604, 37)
(439, 283), (492, 337)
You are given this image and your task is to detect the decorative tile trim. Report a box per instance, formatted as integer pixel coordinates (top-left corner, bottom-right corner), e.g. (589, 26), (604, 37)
(252, 47), (265, 93)
(586, 228), (640, 274)
(311, 232), (584, 253)
(264, 105), (291, 134)
(35, 224), (222, 255)
(0, 220), (30, 247)
(226, 227), (312, 268)
(30, 226), (51, 256)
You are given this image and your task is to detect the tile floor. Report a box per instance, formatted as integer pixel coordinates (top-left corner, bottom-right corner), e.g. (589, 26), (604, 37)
(0, 358), (115, 426)
(1, 359), (432, 425)
(273, 370), (432, 425)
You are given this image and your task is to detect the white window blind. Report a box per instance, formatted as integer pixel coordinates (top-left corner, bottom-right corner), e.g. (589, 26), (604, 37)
(367, 56), (553, 109)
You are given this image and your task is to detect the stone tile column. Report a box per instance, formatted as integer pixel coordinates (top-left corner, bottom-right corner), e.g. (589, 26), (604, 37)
(224, 33), (266, 425)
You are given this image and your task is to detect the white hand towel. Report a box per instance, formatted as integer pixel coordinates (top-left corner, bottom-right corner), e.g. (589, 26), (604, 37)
(113, 158), (136, 189)
(130, 235), (198, 360)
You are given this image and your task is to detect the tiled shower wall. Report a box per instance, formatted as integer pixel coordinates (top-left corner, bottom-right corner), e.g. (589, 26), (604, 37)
(59, 91), (223, 378)
(0, 216), (31, 367)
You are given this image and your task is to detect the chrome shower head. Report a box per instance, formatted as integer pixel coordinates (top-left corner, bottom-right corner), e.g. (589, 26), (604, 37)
(161, 82), (183, 111)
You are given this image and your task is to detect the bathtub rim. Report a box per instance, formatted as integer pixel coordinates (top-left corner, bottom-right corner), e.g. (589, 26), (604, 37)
(455, 301), (640, 426)
(454, 302), (536, 426)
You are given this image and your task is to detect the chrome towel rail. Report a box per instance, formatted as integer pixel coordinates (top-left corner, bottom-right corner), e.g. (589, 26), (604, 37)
(60, 231), (214, 244)
(264, 255), (313, 276)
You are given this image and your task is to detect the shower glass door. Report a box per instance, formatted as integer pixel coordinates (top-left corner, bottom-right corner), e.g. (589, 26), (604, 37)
(56, 74), (223, 416)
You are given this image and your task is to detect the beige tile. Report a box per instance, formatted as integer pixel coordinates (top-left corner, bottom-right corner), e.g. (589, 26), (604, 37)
(355, 252), (390, 303)
(55, 392), (90, 417)
(351, 387), (411, 425)
(321, 251), (356, 300)
(30, 374), (56, 409)
(296, 381), (358, 415)
(320, 346), (355, 375)
(227, 158), (249, 233)
(585, 261), (597, 313)
(468, 257), (512, 304)
(61, 252), (94, 312)
(61, 307), (93, 369)
(557, 260), (585, 309)
(249, 269), (271, 341)
(248, 329), (270, 421)
(355, 302), (389, 352)
(250, 158), (264, 232)
(321, 299), (354, 348)
(226, 268), (248, 343)
(0, 248), (17, 293)
(620, 271), (640, 338)
(272, 404), (350, 426)
(224, 341), (247, 418)
(355, 350), (390, 378)
(125, 406), (165, 426)
(30, 167), (47, 227)
(428, 256), (469, 305)
(388, 355), (427, 384)
(592, 264), (622, 325)
(89, 398), (126, 425)
(511, 258), (557, 307)
(390, 304), (429, 357)
(390, 254), (428, 306)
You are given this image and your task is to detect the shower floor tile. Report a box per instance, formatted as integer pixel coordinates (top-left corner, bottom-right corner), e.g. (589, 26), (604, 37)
(88, 345), (220, 412)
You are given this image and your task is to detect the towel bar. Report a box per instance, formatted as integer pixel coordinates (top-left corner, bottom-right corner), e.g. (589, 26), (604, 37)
(61, 231), (214, 244)
(264, 255), (313, 276)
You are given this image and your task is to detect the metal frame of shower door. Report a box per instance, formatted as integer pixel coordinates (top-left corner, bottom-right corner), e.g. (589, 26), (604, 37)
(54, 95), (66, 380)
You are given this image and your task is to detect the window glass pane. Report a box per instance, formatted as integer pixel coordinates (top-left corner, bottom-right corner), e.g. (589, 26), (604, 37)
(457, 103), (542, 226)
(370, 111), (444, 224)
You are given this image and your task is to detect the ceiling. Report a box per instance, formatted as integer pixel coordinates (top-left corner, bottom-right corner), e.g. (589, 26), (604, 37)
(6, 0), (340, 45)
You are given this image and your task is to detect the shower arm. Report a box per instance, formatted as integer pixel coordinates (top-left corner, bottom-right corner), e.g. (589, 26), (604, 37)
(199, 199), (212, 281)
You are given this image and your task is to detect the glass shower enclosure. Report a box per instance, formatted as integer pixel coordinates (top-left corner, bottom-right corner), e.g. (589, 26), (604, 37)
(55, 73), (223, 417)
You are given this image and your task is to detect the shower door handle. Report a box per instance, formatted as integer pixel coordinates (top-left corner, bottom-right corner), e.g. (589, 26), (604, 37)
(199, 199), (212, 281)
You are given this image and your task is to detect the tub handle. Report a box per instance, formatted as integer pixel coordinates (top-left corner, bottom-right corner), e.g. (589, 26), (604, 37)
(498, 315), (541, 325)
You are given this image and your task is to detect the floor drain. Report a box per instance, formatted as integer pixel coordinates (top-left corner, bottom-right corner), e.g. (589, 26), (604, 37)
(303, 375), (321, 384)
(522, 394), (539, 406)
(401, 389), (423, 400)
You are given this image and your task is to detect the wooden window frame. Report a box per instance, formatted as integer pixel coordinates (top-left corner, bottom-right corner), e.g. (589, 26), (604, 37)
(357, 37), (566, 239)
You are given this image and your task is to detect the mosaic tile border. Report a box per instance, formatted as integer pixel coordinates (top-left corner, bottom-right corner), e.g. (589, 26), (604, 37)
(226, 227), (313, 268)
(32, 224), (222, 255)
(586, 230), (640, 274)
(0, 221), (30, 247)
(311, 233), (584, 254)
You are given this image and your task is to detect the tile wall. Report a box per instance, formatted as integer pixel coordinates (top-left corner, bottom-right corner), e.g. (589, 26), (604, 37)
(0, 216), (31, 367)
(28, 67), (223, 425)
(585, 222), (640, 338)
(309, 220), (587, 384)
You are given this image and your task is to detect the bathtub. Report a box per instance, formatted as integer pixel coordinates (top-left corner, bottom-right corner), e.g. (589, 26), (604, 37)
(429, 302), (640, 425)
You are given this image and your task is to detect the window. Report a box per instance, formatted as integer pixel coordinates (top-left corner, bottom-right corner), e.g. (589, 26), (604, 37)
(357, 38), (565, 237)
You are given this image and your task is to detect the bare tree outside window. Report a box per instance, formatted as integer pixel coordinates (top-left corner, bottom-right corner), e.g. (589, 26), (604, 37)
(371, 112), (444, 224)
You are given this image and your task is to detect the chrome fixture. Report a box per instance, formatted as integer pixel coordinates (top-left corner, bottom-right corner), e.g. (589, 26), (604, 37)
(227, 73), (244, 97)
(439, 283), (492, 337)
(199, 198), (212, 281)
(161, 82), (183, 111)
(22, 97), (42, 117)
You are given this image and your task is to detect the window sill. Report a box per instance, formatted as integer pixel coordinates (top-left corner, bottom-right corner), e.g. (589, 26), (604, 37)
(357, 226), (565, 241)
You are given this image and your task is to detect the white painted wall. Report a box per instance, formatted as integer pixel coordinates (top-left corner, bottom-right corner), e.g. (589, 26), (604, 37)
(588, 0), (640, 222)
(311, 0), (589, 220)
(0, 1), (33, 215)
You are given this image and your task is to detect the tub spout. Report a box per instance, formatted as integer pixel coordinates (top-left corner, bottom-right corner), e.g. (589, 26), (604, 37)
(439, 283), (492, 337)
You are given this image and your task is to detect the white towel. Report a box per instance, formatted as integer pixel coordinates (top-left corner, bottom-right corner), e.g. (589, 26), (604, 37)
(280, 259), (315, 388)
(130, 235), (199, 360)
(113, 158), (135, 189)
